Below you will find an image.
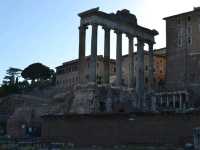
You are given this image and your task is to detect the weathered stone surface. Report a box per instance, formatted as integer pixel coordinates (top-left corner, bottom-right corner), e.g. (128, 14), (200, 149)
(69, 84), (137, 114)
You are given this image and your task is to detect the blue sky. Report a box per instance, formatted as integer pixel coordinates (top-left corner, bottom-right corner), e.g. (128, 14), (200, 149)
(0, 0), (199, 84)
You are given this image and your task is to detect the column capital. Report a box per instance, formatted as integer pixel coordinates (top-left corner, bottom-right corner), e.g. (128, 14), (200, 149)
(148, 42), (154, 51)
(102, 26), (111, 31)
(148, 41), (154, 46)
(114, 29), (122, 34)
(146, 40), (155, 45)
(137, 37), (145, 42)
(126, 34), (134, 39)
(79, 25), (88, 30)
(137, 38), (145, 46)
(91, 23), (98, 28)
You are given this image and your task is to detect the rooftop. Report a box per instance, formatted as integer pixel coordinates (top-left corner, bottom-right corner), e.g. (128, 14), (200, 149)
(163, 7), (200, 20)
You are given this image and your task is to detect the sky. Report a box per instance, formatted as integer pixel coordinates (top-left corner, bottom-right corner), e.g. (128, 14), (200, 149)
(0, 0), (200, 84)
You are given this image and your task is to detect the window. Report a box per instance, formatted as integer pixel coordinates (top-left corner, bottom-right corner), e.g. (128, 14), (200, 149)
(145, 77), (148, 84)
(145, 65), (148, 71)
(188, 26), (192, 34)
(177, 17), (181, 24)
(188, 36), (192, 46)
(187, 25), (192, 46)
(113, 67), (116, 73)
(188, 16), (191, 22)
(153, 67), (156, 73)
(177, 27), (183, 48)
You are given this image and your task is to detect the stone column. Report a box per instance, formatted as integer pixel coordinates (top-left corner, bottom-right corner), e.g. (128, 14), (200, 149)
(90, 24), (98, 83)
(186, 92), (189, 108)
(78, 25), (88, 84)
(160, 95), (163, 107)
(179, 93), (182, 110)
(136, 38), (145, 108)
(193, 127), (200, 150)
(103, 27), (110, 84)
(115, 30), (122, 86)
(150, 95), (156, 111)
(148, 42), (154, 91)
(173, 95), (176, 109)
(166, 95), (169, 108)
(127, 34), (134, 88)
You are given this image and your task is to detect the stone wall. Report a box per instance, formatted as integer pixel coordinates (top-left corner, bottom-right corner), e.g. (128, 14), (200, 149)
(41, 112), (200, 146)
(70, 84), (136, 114)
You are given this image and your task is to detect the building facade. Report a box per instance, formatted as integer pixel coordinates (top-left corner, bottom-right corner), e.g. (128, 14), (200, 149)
(56, 55), (116, 89)
(56, 50), (166, 89)
(164, 7), (200, 90)
(122, 50), (166, 89)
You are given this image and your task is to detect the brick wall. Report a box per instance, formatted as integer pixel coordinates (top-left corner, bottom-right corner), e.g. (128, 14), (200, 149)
(41, 112), (200, 146)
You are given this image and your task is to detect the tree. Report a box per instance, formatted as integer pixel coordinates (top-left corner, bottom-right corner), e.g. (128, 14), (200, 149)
(21, 63), (52, 83)
(3, 67), (22, 85)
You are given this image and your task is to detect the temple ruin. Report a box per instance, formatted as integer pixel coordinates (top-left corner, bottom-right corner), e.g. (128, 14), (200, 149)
(77, 8), (158, 110)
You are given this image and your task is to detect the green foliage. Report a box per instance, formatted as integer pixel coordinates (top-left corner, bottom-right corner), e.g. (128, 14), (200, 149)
(0, 64), (55, 97)
(3, 67), (22, 86)
(21, 63), (52, 81)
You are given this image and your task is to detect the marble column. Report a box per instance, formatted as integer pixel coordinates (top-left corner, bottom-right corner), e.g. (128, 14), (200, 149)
(103, 27), (110, 84)
(148, 42), (154, 91)
(127, 34), (134, 88)
(115, 30), (122, 86)
(90, 24), (98, 83)
(136, 38), (145, 108)
(78, 25), (88, 84)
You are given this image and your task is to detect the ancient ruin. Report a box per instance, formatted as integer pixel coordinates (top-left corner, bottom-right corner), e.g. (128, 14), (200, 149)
(74, 8), (158, 112)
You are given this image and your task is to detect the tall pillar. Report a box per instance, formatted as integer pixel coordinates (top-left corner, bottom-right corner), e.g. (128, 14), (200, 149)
(179, 93), (182, 110)
(127, 34), (134, 88)
(103, 27), (110, 84)
(160, 95), (163, 107)
(173, 95), (176, 109)
(186, 92), (189, 108)
(136, 38), (145, 108)
(115, 30), (122, 86)
(148, 42), (154, 91)
(90, 24), (98, 83)
(166, 95), (169, 108)
(193, 127), (200, 150)
(79, 25), (88, 84)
